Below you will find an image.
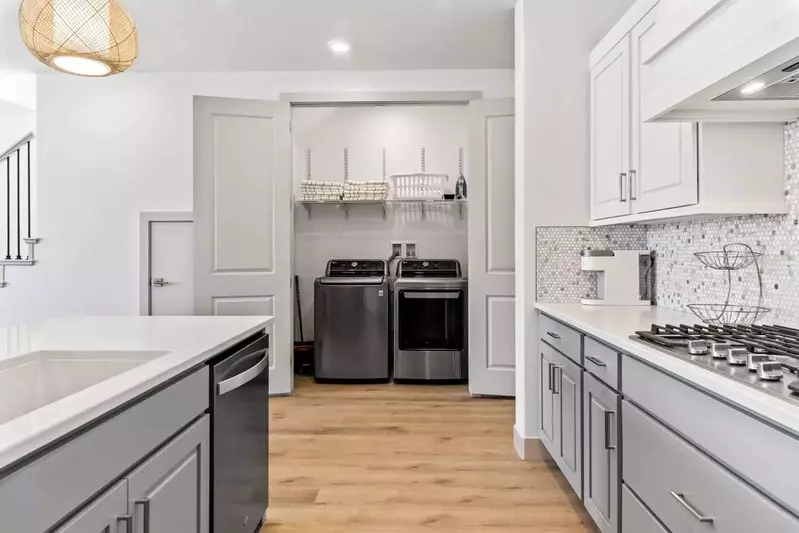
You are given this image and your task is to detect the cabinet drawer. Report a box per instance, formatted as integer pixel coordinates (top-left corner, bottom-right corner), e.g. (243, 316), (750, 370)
(0, 368), (209, 533)
(623, 354), (799, 515)
(624, 400), (799, 533)
(539, 313), (582, 364)
(584, 337), (620, 390)
(622, 484), (669, 533)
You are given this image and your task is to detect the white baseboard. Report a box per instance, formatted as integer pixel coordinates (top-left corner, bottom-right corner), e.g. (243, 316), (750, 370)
(513, 425), (543, 460)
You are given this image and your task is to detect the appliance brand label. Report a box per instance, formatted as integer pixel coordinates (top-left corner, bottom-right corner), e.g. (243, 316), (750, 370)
(378, 290), (384, 296)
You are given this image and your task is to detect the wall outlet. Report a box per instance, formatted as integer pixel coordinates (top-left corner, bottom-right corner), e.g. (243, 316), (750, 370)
(391, 242), (403, 256)
(405, 242), (417, 257)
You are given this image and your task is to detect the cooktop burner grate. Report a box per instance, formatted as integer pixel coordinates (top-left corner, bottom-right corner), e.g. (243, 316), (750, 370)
(635, 323), (799, 358)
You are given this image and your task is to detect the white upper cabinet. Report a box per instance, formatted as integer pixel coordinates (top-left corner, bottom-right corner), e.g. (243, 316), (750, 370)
(591, 36), (630, 219)
(630, 8), (698, 215)
(642, 0), (799, 122)
(591, 36), (632, 220)
(589, 0), (787, 226)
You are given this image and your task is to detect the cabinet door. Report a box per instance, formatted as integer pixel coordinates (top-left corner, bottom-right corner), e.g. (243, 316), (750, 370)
(583, 373), (620, 533)
(539, 345), (558, 457)
(591, 35), (631, 221)
(127, 416), (210, 533)
(631, 8), (698, 214)
(557, 357), (582, 497)
(55, 480), (129, 533)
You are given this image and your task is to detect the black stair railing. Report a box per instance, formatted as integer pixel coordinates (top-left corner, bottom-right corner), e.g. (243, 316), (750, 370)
(0, 133), (34, 261)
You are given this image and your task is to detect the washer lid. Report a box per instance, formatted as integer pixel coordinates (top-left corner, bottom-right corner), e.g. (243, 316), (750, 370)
(318, 276), (385, 286)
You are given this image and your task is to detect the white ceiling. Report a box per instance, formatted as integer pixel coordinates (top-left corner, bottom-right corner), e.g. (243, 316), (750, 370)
(0, 0), (515, 72)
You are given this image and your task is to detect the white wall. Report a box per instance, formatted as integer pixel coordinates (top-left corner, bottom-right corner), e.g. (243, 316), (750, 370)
(514, 0), (635, 457)
(0, 72), (36, 111)
(0, 104), (34, 153)
(292, 105), (469, 338)
(0, 70), (512, 323)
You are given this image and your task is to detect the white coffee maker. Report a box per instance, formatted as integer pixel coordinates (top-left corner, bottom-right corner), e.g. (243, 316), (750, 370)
(580, 250), (653, 306)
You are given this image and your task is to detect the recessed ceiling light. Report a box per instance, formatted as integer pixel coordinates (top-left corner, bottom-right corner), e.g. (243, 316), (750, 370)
(328, 39), (352, 55)
(741, 80), (766, 96)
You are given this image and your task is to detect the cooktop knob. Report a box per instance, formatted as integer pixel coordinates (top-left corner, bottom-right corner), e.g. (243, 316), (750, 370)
(687, 339), (709, 355)
(423, 261), (429, 268)
(351, 261), (358, 268)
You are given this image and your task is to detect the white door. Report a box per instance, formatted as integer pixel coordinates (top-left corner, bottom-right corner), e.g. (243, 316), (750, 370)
(591, 35), (632, 221)
(631, 9), (698, 214)
(150, 221), (194, 316)
(194, 96), (293, 395)
(468, 98), (515, 397)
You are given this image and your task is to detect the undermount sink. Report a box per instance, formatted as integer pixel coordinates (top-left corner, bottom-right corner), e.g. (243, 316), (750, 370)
(0, 350), (168, 425)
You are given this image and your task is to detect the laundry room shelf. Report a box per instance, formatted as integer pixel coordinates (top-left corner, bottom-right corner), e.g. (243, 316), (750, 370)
(297, 199), (467, 220)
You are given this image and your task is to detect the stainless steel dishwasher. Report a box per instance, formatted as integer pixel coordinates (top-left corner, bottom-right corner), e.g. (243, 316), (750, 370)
(209, 332), (269, 533)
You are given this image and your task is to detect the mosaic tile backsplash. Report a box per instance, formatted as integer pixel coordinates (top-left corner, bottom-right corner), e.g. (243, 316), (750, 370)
(537, 122), (799, 327)
(536, 226), (648, 302)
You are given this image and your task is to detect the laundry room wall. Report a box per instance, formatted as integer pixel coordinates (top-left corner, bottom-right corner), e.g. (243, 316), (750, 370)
(292, 105), (469, 339)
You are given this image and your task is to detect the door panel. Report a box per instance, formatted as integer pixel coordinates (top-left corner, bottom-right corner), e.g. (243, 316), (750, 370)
(583, 373), (620, 533)
(539, 346), (557, 456)
(468, 98), (515, 397)
(591, 36), (631, 220)
(631, 9), (698, 214)
(127, 416), (210, 533)
(194, 96), (292, 395)
(150, 221), (193, 316)
(559, 360), (581, 496)
(54, 480), (128, 533)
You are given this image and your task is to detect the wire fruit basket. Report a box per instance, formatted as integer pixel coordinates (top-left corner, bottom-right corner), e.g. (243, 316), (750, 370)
(687, 243), (770, 326)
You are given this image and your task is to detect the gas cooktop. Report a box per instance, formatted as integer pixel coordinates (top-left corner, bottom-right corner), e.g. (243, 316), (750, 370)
(630, 323), (799, 406)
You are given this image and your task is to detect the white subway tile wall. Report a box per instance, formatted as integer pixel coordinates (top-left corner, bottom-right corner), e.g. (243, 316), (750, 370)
(537, 122), (799, 327)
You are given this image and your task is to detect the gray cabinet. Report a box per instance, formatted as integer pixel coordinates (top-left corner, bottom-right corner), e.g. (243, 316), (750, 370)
(583, 372), (620, 533)
(540, 339), (583, 496)
(54, 480), (129, 533)
(540, 343), (558, 456)
(623, 400), (799, 533)
(555, 352), (582, 496)
(128, 415), (210, 533)
(621, 484), (669, 533)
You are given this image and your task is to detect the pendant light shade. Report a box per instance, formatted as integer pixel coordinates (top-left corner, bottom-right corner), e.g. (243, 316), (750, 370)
(19, 0), (137, 77)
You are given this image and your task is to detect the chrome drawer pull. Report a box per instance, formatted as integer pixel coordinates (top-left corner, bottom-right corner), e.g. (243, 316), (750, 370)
(136, 499), (151, 533)
(546, 331), (561, 340)
(547, 361), (553, 392)
(585, 355), (607, 368)
(603, 410), (616, 450)
(670, 492), (714, 523)
(117, 515), (133, 533)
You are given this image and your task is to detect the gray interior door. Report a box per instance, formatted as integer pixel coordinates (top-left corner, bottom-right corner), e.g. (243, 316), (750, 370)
(127, 416), (210, 533)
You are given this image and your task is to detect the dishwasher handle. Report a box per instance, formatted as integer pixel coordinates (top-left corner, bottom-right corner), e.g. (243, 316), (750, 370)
(217, 349), (269, 396)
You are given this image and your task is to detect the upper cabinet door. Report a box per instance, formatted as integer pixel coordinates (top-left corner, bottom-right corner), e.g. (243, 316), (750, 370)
(591, 35), (632, 221)
(631, 9), (698, 215)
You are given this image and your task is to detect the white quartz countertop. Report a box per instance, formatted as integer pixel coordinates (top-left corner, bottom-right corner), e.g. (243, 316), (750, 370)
(0, 315), (273, 471)
(534, 303), (799, 436)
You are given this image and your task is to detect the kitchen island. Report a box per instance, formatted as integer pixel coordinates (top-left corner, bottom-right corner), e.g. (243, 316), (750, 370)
(0, 315), (273, 533)
(534, 303), (799, 533)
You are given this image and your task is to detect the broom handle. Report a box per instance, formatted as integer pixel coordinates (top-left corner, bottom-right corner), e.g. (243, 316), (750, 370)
(294, 275), (305, 342)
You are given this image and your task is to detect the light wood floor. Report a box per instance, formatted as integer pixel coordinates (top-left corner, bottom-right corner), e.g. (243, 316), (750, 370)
(264, 377), (598, 533)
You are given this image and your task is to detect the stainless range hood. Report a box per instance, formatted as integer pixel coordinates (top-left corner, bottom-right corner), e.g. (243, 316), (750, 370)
(715, 56), (799, 101)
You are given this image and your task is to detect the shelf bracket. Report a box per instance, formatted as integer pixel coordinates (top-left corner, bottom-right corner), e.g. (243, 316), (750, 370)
(303, 203), (312, 220)
(344, 202), (350, 219)
(421, 201), (426, 220)
(381, 202), (387, 220)
(458, 202), (463, 220)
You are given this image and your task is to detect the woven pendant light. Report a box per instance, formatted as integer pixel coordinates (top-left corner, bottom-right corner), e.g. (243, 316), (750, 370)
(19, 0), (138, 77)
